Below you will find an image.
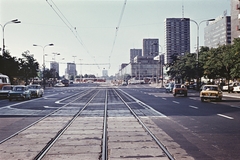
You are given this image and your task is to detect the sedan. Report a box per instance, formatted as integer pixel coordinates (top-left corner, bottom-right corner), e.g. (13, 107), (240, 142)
(200, 85), (222, 102)
(8, 85), (31, 101)
(222, 82), (238, 92)
(172, 84), (188, 97)
(28, 84), (44, 97)
(54, 82), (65, 87)
(0, 85), (13, 99)
(233, 84), (240, 93)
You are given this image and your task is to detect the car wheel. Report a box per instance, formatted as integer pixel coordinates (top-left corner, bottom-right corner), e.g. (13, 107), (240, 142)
(173, 93), (176, 96)
(184, 93), (187, 97)
(9, 98), (12, 101)
(201, 98), (204, 102)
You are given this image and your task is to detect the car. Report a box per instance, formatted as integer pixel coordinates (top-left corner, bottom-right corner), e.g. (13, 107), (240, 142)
(200, 85), (223, 102)
(54, 82), (65, 87)
(172, 84), (188, 96)
(165, 83), (174, 93)
(8, 85), (31, 101)
(121, 82), (128, 86)
(28, 84), (44, 98)
(233, 84), (240, 93)
(0, 85), (13, 99)
(222, 82), (238, 92)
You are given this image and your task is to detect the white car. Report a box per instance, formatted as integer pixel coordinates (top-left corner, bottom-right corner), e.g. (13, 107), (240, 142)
(54, 82), (65, 87)
(233, 84), (240, 93)
(28, 84), (44, 97)
(222, 82), (238, 92)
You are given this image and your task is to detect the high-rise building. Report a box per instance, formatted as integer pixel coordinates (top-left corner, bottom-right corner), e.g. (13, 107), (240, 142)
(102, 69), (108, 77)
(231, 0), (240, 42)
(50, 62), (59, 75)
(130, 49), (142, 63)
(143, 39), (159, 58)
(66, 63), (77, 79)
(204, 14), (231, 48)
(164, 18), (190, 64)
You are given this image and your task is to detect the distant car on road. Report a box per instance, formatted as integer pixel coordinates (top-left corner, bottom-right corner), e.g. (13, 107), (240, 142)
(28, 84), (44, 98)
(200, 85), (222, 102)
(233, 84), (240, 93)
(222, 82), (238, 92)
(165, 83), (174, 93)
(121, 82), (128, 86)
(172, 84), (188, 97)
(0, 85), (13, 99)
(54, 82), (65, 87)
(8, 85), (31, 101)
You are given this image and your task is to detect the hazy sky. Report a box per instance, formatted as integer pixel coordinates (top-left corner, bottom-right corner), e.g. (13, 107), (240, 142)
(1, 0), (230, 76)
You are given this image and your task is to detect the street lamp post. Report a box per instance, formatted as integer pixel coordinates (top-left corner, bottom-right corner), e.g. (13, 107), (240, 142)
(0, 19), (21, 55)
(33, 43), (54, 89)
(79, 59), (83, 83)
(183, 18), (215, 90)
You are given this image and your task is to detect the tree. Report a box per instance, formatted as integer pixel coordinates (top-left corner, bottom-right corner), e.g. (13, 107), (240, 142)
(18, 51), (39, 85)
(230, 38), (240, 78)
(0, 50), (20, 83)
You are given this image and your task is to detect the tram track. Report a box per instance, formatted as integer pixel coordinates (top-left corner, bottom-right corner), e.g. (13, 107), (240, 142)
(0, 86), (174, 160)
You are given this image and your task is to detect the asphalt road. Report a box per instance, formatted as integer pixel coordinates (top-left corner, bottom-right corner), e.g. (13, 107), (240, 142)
(120, 84), (240, 159)
(0, 82), (240, 159)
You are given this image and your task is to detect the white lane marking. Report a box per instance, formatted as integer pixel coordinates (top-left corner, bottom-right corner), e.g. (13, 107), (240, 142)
(119, 89), (167, 117)
(230, 105), (240, 109)
(0, 93), (59, 110)
(162, 98), (167, 100)
(189, 97), (197, 100)
(217, 114), (234, 120)
(173, 101), (179, 104)
(189, 105), (198, 109)
(55, 92), (83, 104)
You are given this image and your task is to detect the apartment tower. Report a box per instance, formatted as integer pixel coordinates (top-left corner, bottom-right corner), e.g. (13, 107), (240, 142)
(164, 18), (190, 64)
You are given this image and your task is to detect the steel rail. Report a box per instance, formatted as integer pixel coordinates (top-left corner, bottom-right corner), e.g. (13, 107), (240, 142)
(101, 88), (108, 160)
(34, 89), (101, 160)
(0, 88), (96, 144)
(113, 88), (175, 160)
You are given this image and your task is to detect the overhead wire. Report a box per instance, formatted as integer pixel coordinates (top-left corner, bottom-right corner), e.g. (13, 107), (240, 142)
(46, 0), (100, 69)
(109, 0), (127, 69)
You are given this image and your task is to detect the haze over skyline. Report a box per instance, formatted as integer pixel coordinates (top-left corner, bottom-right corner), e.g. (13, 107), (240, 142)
(1, 0), (230, 76)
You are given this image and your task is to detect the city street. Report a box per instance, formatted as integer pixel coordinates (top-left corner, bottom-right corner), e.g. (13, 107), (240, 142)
(0, 82), (240, 159)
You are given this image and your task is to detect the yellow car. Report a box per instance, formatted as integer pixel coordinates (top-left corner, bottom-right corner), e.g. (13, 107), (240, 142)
(200, 85), (223, 102)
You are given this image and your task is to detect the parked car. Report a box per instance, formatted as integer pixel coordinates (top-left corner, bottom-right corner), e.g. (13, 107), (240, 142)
(222, 82), (238, 92)
(8, 85), (31, 101)
(0, 85), (13, 99)
(200, 85), (222, 102)
(233, 84), (240, 93)
(28, 84), (44, 98)
(172, 84), (188, 96)
(165, 83), (174, 93)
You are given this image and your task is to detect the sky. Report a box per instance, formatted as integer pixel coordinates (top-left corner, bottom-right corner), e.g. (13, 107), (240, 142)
(1, 0), (231, 77)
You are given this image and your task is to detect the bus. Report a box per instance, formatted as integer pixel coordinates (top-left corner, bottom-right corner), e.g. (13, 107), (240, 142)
(0, 74), (11, 89)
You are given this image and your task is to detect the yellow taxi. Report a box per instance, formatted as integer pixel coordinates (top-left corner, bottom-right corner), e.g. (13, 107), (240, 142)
(200, 85), (223, 102)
